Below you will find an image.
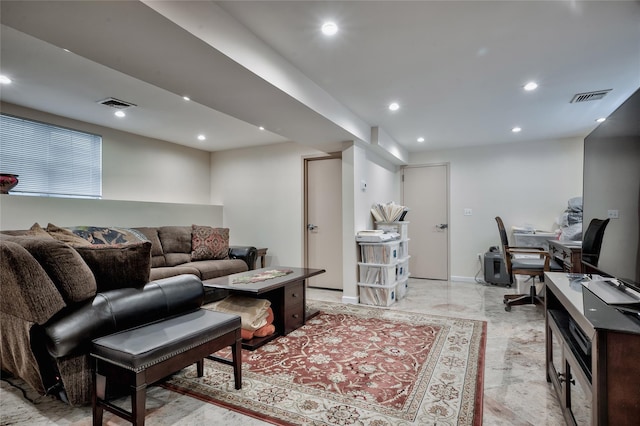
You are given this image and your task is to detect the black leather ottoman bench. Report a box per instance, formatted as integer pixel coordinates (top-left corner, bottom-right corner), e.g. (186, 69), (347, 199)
(91, 309), (242, 426)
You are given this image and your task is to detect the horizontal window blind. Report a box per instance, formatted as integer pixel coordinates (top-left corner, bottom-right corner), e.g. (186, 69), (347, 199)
(0, 114), (102, 198)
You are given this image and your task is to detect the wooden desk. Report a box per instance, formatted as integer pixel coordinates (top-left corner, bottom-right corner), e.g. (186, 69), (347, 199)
(548, 240), (582, 273)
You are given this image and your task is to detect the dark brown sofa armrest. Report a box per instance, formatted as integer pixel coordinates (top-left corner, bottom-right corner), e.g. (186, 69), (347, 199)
(229, 246), (257, 270)
(41, 274), (204, 359)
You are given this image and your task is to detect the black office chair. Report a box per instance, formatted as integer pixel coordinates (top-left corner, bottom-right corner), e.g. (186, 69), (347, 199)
(495, 217), (563, 311)
(581, 218), (610, 268)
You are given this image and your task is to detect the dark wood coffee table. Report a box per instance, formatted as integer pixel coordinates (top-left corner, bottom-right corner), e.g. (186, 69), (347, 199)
(203, 267), (325, 350)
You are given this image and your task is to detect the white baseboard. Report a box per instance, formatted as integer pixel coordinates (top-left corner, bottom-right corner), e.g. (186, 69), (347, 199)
(450, 275), (482, 283)
(341, 295), (359, 304)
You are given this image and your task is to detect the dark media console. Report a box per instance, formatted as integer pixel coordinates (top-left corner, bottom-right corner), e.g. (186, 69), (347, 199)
(545, 272), (640, 426)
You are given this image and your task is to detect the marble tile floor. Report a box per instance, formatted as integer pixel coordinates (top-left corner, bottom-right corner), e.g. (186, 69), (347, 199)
(0, 278), (565, 425)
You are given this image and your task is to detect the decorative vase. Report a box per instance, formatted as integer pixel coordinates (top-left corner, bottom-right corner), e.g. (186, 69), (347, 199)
(0, 173), (19, 194)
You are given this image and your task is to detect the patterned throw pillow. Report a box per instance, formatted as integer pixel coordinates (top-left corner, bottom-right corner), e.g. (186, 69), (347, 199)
(67, 226), (148, 245)
(191, 225), (230, 261)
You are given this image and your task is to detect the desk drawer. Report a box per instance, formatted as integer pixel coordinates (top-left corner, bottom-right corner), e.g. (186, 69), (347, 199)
(283, 282), (304, 333)
(549, 241), (582, 273)
(550, 243), (571, 260)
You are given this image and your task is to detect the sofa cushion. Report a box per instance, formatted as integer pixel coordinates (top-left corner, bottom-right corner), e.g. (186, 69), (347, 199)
(164, 252), (191, 266)
(183, 258), (248, 280)
(191, 225), (230, 261)
(0, 235), (97, 304)
(158, 226), (192, 266)
(133, 227), (166, 268)
(27, 223), (54, 238)
(73, 241), (151, 292)
(149, 265), (202, 281)
(0, 223), (54, 238)
(46, 223), (92, 246)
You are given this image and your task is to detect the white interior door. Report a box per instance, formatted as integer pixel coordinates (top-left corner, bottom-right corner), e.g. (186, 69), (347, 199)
(306, 157), (343, 289)
(402, 164), (449, 280)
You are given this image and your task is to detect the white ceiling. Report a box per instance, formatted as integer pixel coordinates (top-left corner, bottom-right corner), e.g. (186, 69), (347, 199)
(1, 1), (639, 158)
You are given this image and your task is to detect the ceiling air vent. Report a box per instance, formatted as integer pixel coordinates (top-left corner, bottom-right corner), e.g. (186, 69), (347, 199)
(97, 97), (137, 109)
(570, 89), (611, 103)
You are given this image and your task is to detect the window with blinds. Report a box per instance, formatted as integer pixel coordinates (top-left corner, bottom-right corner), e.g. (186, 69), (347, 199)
(0, 114), (102, 198)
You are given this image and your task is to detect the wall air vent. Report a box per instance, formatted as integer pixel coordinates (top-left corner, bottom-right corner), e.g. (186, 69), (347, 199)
(570, 89), (612, 103)
(97, 97), (137, 109)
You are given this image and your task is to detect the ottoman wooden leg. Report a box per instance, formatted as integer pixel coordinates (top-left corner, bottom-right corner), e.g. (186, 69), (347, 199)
(132, 379), (147, 426)
(196, 359), (204, 377)
(93, 369), (105, 426)
(232, 337), (242, 390)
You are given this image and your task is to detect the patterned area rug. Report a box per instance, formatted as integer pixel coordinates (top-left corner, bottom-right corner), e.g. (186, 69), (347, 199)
(163, 301), (486, 425)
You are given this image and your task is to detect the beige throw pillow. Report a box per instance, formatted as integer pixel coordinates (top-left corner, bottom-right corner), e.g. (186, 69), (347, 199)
(26, 223), (54, 239)
(46, 223), (92, 246)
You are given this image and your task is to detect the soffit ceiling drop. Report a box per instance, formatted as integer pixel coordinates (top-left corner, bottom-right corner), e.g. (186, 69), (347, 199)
(1, 0), (639, 156)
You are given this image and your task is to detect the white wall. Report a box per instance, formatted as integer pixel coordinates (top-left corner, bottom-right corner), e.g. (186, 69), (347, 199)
(210, 142), (324, 266)
(409, 137), (584, 280)
(0, 195), (222, 229)
(3, 103), (583, 286)
(354, 142), (402, 232)
(210, 141), (400, 304)
(1, 102), (212, 204)
(0, 103), (218, 229)
(342, 142), (400, 302)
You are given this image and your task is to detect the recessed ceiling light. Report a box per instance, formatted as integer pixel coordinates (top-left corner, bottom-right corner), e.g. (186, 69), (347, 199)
(388, 102), (400, 111)
(114, 111), (126, 118)
(595, 117), (606, 123)
(197, 134), (206, 141)
(0, 75), (12, 84)
(62, 48), (71, 53)
(183, 96), (191, 101)
(259, 126), (265, 131)
(512, 127), (522, 133)
(524, 82), (538, 91)
(321, 22), (338, 36)
(417, 137), (425, 143)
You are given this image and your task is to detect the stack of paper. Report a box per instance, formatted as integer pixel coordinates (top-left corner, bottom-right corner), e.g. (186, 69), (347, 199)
(512, 226), (535, 234)
(357, 230), (384, 235)
(356, 232), (399, 242)
(370, 202), (408, 222)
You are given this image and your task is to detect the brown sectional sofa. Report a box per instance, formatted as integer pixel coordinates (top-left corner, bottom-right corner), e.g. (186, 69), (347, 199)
(0, 224), (257, 406)
(133, 226), (256, 282)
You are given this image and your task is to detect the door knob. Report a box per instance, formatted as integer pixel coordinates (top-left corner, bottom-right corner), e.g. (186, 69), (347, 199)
(307, 224), (318, 231)
(436, 224), (448, 230)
